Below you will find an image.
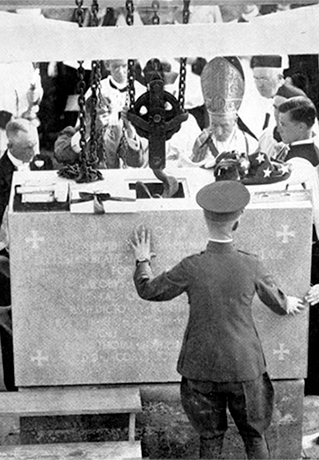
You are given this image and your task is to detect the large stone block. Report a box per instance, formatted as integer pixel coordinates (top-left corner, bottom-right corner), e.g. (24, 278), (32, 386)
(8, 170), (312, 387)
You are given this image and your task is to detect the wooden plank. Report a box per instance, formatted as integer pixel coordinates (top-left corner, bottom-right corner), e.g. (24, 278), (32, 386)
(128, 413), (136, 443)
(0, 0), (315, 9)
(0, 440), (142, 459)
(0, 387), (141, 416)
(0, 12), (319, 64)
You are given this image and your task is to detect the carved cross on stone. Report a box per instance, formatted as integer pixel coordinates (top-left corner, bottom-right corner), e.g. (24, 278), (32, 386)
(276, 224), (295, 244)
(273, 343), (290, 361)
(25, 230), (45, 249)
(31, 350), (49, 367)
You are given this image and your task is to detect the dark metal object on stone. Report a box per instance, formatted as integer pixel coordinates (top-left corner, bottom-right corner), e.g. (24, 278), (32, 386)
(127, 78), (188, 170)
(125, 0), (190, 197)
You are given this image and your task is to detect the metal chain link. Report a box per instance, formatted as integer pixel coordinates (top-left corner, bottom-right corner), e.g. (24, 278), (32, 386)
(89, 0), (102, 168)
(75, 0), (85, 27)
(77, 61), (89, 179)
(74, 0), (88, 180)
(127, 59), (136, 110)
(74, 0), (104, 182)
(182, 0), (191, 24)
(122, 0), (137, 164)
(126, 0), (136, 110)
(89, 61), (101, 167)
(178, 0), (190, 110)
(178, 58), (187, 109)
(126, 0), (134, 25)
(91, 0), (99, 26)
(152, 0), (160, 24)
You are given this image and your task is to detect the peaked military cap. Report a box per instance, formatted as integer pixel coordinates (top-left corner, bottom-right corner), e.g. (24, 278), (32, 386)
(196, 180), (250, 221)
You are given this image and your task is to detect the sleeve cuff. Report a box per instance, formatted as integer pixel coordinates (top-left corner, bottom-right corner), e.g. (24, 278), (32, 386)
(70, 131), (82, 153)
(136, 258), (151, 266)
(126, 136), (140, 151)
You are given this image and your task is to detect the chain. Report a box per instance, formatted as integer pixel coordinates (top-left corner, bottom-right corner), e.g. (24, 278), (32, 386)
(126, 0), (136, 110)
(74, 0), (88, 180)
(126, 0), (134, 25)
(77, 62), (89, 179)
(75, 0), (85, 27)
(152, 0), (160, 24)
(89, 61), (101, 167)
(126, 60), (136, 110)
(91, 0), (99, 26)
(65, 0), (102, 183)
(182, 0), (191, 23)
(88, 0), (102, 168)
(178, 0), (190, 110)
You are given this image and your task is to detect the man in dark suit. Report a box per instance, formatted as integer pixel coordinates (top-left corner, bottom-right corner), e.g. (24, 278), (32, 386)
(0, 117), (39, 228)
(130, 180), (305, 459)
(0, 118), (38, 391)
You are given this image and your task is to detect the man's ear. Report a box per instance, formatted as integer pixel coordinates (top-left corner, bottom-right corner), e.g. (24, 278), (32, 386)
(7, 141), (12, 150)
(298, 121), (308, 135)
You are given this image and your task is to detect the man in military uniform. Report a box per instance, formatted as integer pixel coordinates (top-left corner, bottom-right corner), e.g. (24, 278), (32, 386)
(130, 180), (305, 459)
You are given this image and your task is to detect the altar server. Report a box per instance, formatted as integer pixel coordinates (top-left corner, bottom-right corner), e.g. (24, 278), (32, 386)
(85, 59), (145, 123)
(258, 84), (306, 160)
(277, 96), (319, 167)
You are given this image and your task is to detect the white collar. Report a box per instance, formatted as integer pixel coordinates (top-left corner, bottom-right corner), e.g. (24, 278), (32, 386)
(290, 138), (314, 147)
(209, 238), (233, 243)
(109, 76), (127, 91)
(7, 150), (30, 171)
(7, 150), (23, 168)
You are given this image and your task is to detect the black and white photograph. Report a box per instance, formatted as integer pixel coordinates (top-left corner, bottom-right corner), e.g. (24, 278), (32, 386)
(0, 1), (319, 459)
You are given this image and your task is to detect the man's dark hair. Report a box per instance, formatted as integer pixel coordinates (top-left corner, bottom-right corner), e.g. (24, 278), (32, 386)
(278, 96), (317, 128)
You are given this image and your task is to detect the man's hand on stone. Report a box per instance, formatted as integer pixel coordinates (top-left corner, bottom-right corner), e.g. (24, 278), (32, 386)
(305, 284), (319, 306)
(286, 296), (306, 315)
(130, 225), (153, 262)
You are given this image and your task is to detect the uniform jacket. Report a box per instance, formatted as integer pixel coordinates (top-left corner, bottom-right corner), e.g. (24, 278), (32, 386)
(134, 241), (288, 382)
